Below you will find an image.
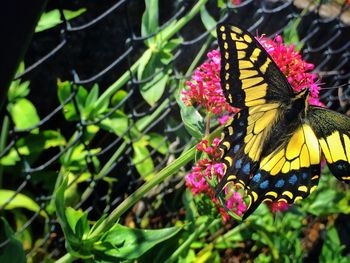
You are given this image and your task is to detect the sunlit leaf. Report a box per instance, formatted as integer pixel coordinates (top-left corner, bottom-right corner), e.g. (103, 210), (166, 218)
(0, 190), (41, 214)
(132, 139), (155, 180)
(8, 98), (40, 130)
(35, 9), (86, 32)
(200, 6), (217, 37)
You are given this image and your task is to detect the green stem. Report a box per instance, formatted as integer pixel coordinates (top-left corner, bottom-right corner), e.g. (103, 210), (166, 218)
(165, 218), (221, 263)
(55, 253), (75, 263)
(56, 144), (197, 263)
(163, 0), (208, 42)
(89, 144), (197, 239)
(185, 35), (213, 77)
(95, 0), (208, 110)
(206, 112), (212, 136)
(0, 116), (9, 188)
(55, 1), (209, 261)
(79, 97), (172, 203)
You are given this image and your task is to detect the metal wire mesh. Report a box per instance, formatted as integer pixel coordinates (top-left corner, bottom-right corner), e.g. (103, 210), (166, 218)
(1, 0), (350, 259)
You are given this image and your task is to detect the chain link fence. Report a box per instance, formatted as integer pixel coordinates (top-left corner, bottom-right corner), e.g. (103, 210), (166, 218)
(1, 0), (350, 260)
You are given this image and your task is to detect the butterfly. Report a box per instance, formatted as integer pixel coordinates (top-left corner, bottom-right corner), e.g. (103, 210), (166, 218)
(215, 23), (350, 219)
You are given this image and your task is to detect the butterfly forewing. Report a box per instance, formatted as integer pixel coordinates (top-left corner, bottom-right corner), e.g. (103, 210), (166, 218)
(216, 24), (294, 109)
(216, 23), (293, 197)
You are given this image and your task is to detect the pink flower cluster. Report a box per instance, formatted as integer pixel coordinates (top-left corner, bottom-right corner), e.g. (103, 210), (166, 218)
(181, 50), (235, 115)
(268, 201), (289, 213)
(185, 139), (246, 221)
(258, 35), (322, 106)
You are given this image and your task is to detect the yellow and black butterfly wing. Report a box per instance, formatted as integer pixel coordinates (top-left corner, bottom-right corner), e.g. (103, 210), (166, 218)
(217, 102), (282, 192)
(308, 106), (350, 181)
(216, 23), (294, 194)
(243, 107), (350, 218)
(216, 23), (350, 219)
(216, 23), (294, 109)
(243, 120), (322, 218)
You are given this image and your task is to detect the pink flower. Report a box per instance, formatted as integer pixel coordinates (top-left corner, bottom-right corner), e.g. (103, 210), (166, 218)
(258, 35), (322, 106)
(268, 201), (289, 213)
(182, 50), (235, 115)
(231, 0), (241, 5)
(218, 115), (231, 125)
(226, 191), (247, 216)
(185, 138), (246, 220)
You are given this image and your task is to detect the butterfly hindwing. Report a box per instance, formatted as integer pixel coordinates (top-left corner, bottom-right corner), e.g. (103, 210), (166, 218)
(217, 102), (283, 194)
(243, 121), (322, 218)
(216, 24), (294, 109)
(308, 106), (350, 181)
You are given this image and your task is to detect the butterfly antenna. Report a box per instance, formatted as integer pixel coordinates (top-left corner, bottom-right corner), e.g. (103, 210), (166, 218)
(319, 83), (349, 90)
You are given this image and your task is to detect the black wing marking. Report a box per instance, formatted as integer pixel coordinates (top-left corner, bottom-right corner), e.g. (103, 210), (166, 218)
(216, 23), (294, 109)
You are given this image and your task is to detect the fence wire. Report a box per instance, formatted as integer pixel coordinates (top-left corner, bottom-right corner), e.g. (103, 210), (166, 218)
(1, 0), (350, 260)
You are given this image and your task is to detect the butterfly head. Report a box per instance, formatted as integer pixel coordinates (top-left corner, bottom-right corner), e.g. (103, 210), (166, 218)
(286, 88), (310, 120)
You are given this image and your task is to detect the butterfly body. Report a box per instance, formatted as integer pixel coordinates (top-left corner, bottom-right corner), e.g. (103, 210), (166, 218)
(215, 24), (350, 219)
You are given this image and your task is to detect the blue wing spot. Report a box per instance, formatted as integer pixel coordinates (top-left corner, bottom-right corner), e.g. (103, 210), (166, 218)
(233, 144), (240, 153)
(236, 132), (243, 138)
(302, 172), (307, 179)
(260, 180), (269, 189)
(275, 179), (285, 188)
(242, 163), (250, 174)
(235, 159), (242, 169)
(252, 172), (261, 182)
(239, 121), (244, 127)
(289, 175), (298, 185)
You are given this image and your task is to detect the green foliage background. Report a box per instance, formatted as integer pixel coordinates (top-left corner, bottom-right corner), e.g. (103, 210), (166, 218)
(1, 0), (350, 262)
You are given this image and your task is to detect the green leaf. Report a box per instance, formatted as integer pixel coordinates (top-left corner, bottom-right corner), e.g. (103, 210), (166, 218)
(283, 17), (303, 51)
(63, 9), (87, 20)
(35, 9), (86, 33)
(55, 178), (78, 250)
(8, 80), (30, 102)
(140, 70), (169, 107)
(320, 224), (347, 263)
(85, 84), (99, 109)
(13, 211), (32, 250)
(75, 212), (90, 240)
(57, 80), (79, 121)
(141, 0), (159, 43)
(0, 130), (66, 166)
(66, 207), (85, 236)
(0, 217), (26, 263)
(137, 49), (153, 81)
(8, 98), (40, 129)
(84, 84), (100, 119)
(176, 89), (205, 139)
(60, 144), (100, 172)
(217, 0), (225, 8)
(0, 190), (41, 214)
(99, 111), (129, 137)
(200, 6), (217, 37)
(111, 90), (128, 107)
(148, 133), (169, 155)
(76, 86), (89, 114)
(57, 82), (88, 121)
(132, 139), (155, 180)
(94, 224), (181, 260)
(162, 38), (183, 52)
